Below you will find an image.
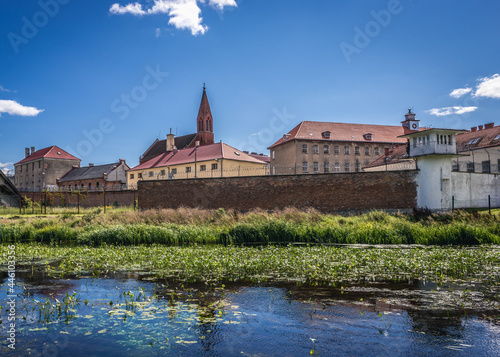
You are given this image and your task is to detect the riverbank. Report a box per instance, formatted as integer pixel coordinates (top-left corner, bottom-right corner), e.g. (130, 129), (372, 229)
(1, 208), (500, 245)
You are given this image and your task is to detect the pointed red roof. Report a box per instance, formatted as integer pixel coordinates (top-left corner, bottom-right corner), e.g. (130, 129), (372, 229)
(130, 142), (267, 171)
(15, 146), (80, 165)
(197, 86), (213, 120)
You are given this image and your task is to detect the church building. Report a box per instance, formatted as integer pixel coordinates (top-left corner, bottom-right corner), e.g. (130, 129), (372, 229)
(139, 85), (215, 164)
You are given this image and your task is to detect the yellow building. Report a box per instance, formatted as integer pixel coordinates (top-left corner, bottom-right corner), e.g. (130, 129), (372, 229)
(128, 142), (269, 189)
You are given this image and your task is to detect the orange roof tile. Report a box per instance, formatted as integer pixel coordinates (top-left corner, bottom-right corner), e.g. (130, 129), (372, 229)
(268, 121), (412, 149)
(130, 142), (267, 171)
(16, 146), (80, 165)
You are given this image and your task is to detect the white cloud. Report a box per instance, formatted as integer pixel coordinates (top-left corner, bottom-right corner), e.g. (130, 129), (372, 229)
(0, 100), (44, 117)
(426, 106), (478, 117)
(110, 0), (237, 35)
(155, 28), (161, 37)
(0, 162), (13, 175)
(450, 87), (472, 98)
(474, 74), (500, 99)
(0, 85), (11, 93)
(110, 2), (146, 15)
(209, 0), (238, 10)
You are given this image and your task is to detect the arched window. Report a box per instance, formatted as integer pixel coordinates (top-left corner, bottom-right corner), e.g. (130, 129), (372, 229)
(199, 121), (203, 131)
(206, 120), (209, 132)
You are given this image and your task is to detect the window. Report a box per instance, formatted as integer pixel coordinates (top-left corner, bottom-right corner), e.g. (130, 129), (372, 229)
(313, 162), (319, 173)
(482, 160), (491, 173)
(363, 133), (372, 140)
(138, 173), (143, 179)
(312, 145), (319, 154)
(467, 138), (481, 146)
(211, 163), (218, 170)
(344, 146), (350, 155)
(130, 173), (134, 180)
(334, 162), (340, 172)
(96, 182), (99, 189)
(26, 164), (29, 172)
(302, 162), (308, 173)
(32, 175), (34, 184)
(334, 146), (340, 155)
(324, 162), (330, 173)
(355, 147), (360, 155)
(74, 184), (77, 190)
(364, 147), (370, 156)
(302, 144), (308, 154)
(452, 162), (459, 172)
(413, 138), (417, 148)
(374, 147), (380, 156)
(322, 131), (331, 138)
(149, 171), (154, 177)
(171, 168), (177, 174)
(32, 162), (35, 170)
(20, 166), (22, 172)
(38, 161), (41, 169)
(448, 135), (452, 145)
(81, 183), (84, 188)
(38, 173), (41, 182)
(88, 183), (92, 190)
(324, 145), (330, 154)
(272, 151), (275, 159)
(466, 162), (475, 173)
(344, 162), (350, 172)
(161, 170), (166, 176)
(355, 160), (360, 172)
(186, 167), (192, 173)
(200, 165), (206, 171)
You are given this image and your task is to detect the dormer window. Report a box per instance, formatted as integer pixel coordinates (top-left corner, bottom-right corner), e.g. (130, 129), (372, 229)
(363, 133), (372, 140)
(467, 138), (481, 146)
(283, 134), (291, 141)
(322, 131), (331, 139)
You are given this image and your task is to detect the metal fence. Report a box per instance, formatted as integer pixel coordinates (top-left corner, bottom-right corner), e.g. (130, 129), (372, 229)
(451, 161), (500, 174)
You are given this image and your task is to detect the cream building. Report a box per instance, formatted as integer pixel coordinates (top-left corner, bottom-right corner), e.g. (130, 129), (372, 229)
(128, 142), (268, 189)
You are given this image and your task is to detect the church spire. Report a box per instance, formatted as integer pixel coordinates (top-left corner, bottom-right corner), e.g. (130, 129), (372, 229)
(195, 84), (214, 145)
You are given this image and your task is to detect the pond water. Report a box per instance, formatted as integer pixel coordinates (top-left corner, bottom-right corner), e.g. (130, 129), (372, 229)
(1, 270), (499, 356)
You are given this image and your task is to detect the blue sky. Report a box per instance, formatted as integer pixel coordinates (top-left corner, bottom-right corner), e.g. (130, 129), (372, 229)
(1, 0), (500, 173)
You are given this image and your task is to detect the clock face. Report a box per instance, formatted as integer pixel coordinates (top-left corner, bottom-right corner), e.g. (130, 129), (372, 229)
(411, 123), (418, 129)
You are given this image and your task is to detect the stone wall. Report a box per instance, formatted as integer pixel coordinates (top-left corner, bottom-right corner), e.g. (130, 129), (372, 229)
(139, 171), (418, 213)
(21, 190), (136, 209)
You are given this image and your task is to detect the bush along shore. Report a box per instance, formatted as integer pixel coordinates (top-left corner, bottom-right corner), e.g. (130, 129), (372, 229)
(1, 208), (500, 246)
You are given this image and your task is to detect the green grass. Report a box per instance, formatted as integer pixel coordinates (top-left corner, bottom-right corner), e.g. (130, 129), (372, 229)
(1, 208), (500, 246)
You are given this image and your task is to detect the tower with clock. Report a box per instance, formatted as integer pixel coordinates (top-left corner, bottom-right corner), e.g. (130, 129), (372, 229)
(402, 108), (420, 134)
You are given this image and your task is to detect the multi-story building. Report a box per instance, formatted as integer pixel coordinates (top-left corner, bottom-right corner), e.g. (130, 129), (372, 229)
(57, 160), (129, 191)
(128, 142), (268, 189)
(268, 110), (421, 175)
(365, 121), (500, 174)
(14, 146), (81, 191)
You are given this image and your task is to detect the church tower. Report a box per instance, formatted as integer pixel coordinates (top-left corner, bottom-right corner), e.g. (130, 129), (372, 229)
(196, 84), (214, 145)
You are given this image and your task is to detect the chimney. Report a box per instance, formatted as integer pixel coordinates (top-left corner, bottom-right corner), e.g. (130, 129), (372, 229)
(31, 147), (35, 155)
(25, 148), (30, 158)
(384, 148), (390, 157)
(243, 151), (249, 154)
(484, 123), (494, 129)
(119, 159), (126, 165)
(166, 129), (175, 152)
(195, 141), (200, 147)
(478, 125), (484, 131)
(89, 163), (94, 167)
(471, 127), (477, 132)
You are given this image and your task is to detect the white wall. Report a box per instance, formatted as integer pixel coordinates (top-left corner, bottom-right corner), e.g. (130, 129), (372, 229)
(450, 172), (500, 208)
(416, 155), (454, 210)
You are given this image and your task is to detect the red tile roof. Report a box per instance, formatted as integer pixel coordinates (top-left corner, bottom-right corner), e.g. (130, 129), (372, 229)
(130, 142), (268, 171)
(15, 146), (80, 165)
(268, 121), (414, 149)
(364, 123), (500, 168)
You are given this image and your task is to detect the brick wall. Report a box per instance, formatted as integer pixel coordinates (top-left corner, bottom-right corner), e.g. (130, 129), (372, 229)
(138, 171), (418, 213)
(22, 190), (136, 208)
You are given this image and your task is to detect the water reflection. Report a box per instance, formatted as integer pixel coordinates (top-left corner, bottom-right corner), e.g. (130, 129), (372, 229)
(0, 270), (498, 356)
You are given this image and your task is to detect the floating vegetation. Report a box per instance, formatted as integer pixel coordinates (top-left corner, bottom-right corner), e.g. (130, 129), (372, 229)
(2, 244), (499, 288)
